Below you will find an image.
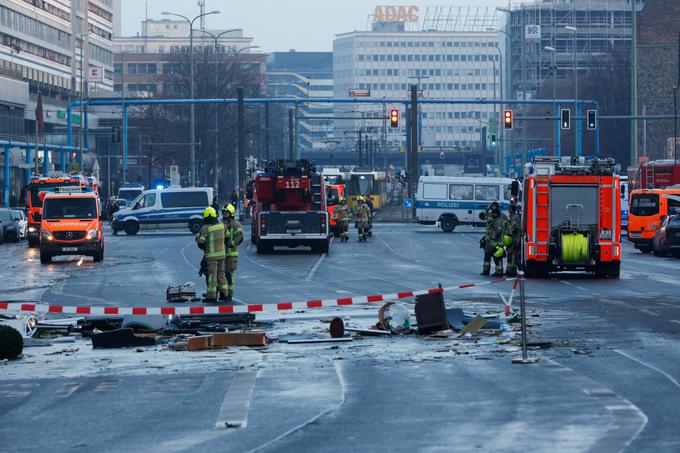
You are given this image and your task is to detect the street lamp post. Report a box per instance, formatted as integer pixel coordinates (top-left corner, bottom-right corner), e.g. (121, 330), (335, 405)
(161, 9), (220, 187)
(488, 27), (511, 173)
(231, 45), (259, 193)
(196, 29), (242, 198)
(565, 25), (579, 156)
(545, 46), (558, 156)
(78, 32), (89, 171)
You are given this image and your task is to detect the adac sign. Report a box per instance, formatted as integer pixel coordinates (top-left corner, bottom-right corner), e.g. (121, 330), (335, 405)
(373, 5), (420, 23)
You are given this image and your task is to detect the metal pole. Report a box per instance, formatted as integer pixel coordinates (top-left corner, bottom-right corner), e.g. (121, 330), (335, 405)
(409, 84), (418, 219)
(190, 23), (196, 187)
(123, 104), (128, 183)
(265, 102), (270, 161)
(295, 104), (301, 159)
(3, 145), (9, 207)
(236, 87), (245, 193)
(631, 0), (638, 167)
(67, 104), (73, 148)
(25, 144), (31, 184)
(552, 52), (557, 155)
(556, 103), (561, 157)
(577, 102), (582, 157)
(80, 37), (85, 168)
(288, 109), (294, 160)
(214, 36), (219, 196)
(573, 31), (579, 156)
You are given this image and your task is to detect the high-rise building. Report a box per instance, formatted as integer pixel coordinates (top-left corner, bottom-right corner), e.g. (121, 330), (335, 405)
(267, 51), (334, 155)
(0, 0), (116, 140)
(333, 7), (501, 160)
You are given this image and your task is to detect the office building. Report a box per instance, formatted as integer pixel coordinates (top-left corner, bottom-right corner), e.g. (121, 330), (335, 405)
(267, 51), (334, 155)
(333, 6), (501, 157)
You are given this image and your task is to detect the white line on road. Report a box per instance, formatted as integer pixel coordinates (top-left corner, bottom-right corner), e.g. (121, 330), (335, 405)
(638, 308), (660, 317)
(55, 382), (81, 398)
(614, 349), (680, 390)
(247, 359), (347, 453)
(377, 235), (412, 260)
(181, 239), (199, 271)
(304, 238), (331, 282)
(670, 320), (680, 326)
(215, 368), (260, 429)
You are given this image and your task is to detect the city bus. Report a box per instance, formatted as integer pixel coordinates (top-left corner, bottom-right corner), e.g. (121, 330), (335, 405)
(345, 170), (387, 209)
(628, 187), (680, 253)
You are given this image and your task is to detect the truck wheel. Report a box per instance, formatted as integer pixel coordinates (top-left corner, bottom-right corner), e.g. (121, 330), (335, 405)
(124, 221), (140, 236)
(257, 241), (273, 254)
(40, 250), (51, 264)
(188, 220), (202, 235)
(313, 241), (329, 254)
(440, 217), (457, 233)
(639, 245), (653, 254)
(93, 246), (104, 262)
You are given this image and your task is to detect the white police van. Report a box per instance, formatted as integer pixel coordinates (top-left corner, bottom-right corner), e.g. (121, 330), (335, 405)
(112, 187), (213, 235)
(416, 176), (517, 232)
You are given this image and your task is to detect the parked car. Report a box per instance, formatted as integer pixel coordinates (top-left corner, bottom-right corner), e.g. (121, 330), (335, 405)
(0, 208), (20, 242)
(12, 209), (27, 240)
(652, 214), (680, 258)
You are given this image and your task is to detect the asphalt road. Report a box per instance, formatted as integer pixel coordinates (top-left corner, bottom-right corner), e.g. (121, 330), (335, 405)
(1, 223), (679, 452)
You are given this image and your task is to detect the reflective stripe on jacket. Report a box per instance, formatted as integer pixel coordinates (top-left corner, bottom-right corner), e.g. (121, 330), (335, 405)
(197, 223), (226, 260)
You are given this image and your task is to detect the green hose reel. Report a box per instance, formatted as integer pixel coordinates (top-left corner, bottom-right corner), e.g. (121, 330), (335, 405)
(561, 232), (589, 264)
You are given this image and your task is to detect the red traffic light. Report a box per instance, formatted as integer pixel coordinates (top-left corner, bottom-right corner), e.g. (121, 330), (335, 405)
(390, 109), (399, 128)
(503, 110), (513, 130)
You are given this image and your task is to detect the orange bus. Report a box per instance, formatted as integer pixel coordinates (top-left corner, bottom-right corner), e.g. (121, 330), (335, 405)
(628, 187), (680, 253)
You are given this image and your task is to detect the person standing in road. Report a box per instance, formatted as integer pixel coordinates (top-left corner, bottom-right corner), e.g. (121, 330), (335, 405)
(196, 207), (229, 302)
(221, 203), (243, 302)
(504, 204), (521, 277)
(333, 198), (351, 242)
(364, 197), (374, 236)
(353, 197), (370, 242)
(480, 202), (507, 277)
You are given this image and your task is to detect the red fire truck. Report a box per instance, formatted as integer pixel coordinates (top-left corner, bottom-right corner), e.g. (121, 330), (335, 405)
(522, 157), (621, 278)
(631, 160), (680, 190)
(248, 160), (330, 254)
(26, 176), (83, 247)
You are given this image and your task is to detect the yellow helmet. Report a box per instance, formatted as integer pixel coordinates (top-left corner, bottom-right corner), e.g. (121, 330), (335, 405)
(494, 246), (505, 258)
(503, 235), (512, 246)
(222, 203), (236, 216)
(203, 207), (217, 218)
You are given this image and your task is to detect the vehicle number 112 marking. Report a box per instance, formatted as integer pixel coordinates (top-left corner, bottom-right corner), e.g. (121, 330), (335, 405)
(285, 179), (301, 189)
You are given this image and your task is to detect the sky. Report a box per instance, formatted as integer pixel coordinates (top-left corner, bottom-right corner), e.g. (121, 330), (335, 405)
(120, 0), (509, 53)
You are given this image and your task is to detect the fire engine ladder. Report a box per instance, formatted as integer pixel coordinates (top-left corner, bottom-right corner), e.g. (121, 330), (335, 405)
(534, 175), (551, 256)
(311, 174), (323, 210)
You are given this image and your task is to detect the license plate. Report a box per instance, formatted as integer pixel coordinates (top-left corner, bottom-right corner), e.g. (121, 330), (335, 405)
(629, 232), (642, 238)
(62, 247), (78, 252)
(287, 229), (302, 234)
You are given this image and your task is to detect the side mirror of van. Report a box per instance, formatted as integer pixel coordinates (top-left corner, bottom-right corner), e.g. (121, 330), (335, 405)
(34, 213), (42, 222)
(511, 180), (520, 198)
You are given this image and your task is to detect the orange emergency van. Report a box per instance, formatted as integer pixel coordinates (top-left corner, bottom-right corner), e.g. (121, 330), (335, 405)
(38, 187), (104, 264)
(628, 187), (680, 253)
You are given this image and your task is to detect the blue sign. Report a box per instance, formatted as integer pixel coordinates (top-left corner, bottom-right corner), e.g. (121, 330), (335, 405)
(404, 198), (413, 209)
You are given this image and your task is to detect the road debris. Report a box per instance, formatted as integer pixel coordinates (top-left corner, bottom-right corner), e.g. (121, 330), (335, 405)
(0, 325), (24, 360)
(91, 328), (156, 349)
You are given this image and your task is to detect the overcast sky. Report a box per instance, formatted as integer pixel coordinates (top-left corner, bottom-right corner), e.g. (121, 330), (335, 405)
(121, 0), (509, 53)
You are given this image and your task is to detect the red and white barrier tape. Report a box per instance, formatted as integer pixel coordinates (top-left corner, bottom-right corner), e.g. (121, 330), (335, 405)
(0, 277), (514, 316)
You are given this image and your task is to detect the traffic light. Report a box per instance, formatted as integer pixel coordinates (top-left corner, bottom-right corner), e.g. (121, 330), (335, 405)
(71, 151), (77, 160)
(561, 109), (571, 130)
(390, 109), (399, 128)
(587, 109), (597, 130)
(490, 133), (497, 147)
(503, 110), (513, 130)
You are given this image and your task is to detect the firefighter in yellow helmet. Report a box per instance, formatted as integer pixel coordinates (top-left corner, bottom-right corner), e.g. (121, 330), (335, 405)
(332, 197), (351, 242)
(221, 203), (243, 302)
(196, 207), (229, 302)
(352, 197), (370, 242)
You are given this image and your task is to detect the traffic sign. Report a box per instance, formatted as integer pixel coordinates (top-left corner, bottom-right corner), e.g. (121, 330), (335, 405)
(403, 198), (413, 209)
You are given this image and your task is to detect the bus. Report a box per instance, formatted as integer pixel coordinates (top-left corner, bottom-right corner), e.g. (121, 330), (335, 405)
(345, 170), (387, 209)
(628, 187), (680, 253)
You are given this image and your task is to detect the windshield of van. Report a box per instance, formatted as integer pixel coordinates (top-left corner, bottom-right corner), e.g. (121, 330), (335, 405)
(630, 193), (659, 217)
(43, 198), (97, 220)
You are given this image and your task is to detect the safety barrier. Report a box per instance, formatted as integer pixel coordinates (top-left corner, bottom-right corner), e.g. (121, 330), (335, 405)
(0, 277), (514, 316)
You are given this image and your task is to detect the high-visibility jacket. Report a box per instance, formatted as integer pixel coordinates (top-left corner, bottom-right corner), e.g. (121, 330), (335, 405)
(196, 223), (226, 260)
(223, 218), (243, 257)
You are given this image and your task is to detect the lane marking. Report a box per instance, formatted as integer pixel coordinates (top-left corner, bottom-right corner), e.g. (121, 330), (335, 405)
(638, 308), (660, 317)
(543, 358), (648, 452)
(93, 380), (118, 394)
(670, 320), (680, 326)
(181, 239), (199, 271)
(614, 350), (680, 390)
(215, 368), (260, 429)
(377, 235), (412, 260)
(55, 382), (81, 398)
(304, 240), (331, 282)
(247, 359), (347, 453)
